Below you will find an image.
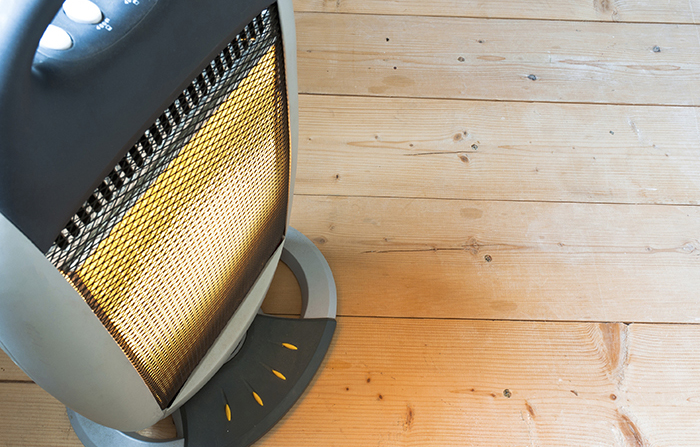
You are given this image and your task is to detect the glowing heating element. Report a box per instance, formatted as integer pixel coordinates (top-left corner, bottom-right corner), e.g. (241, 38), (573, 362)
(54, 30), (290, 409)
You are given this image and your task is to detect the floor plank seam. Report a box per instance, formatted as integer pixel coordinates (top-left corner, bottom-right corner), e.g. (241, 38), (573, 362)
(332, 314), (700, 325)
(296, 10), (700, 26)
(293, 193), (700, 208)
(298, 92), (700, 109)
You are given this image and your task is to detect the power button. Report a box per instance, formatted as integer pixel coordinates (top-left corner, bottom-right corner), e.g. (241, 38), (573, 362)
(63, 0), (103, 25)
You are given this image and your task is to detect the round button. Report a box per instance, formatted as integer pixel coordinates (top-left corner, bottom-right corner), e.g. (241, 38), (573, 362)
(63, 0), (103, 25)
(39, 25), (73, 51)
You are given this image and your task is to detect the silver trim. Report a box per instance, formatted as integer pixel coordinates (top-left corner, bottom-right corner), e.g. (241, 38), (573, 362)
(0, 213), (164, 431)
(68, 410), (184, 447)
(278, 0), (298, 228)
(282, 227), (337, 319)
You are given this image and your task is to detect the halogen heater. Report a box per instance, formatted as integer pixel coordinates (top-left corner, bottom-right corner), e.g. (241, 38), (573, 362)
(0, 0), (336, 445)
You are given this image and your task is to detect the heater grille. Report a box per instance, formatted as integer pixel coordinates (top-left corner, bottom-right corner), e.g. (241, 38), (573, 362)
(45, 6), (289, 409)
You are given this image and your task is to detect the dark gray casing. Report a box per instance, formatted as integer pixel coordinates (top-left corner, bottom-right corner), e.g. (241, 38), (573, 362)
(0, 0), (299, 432)
(0, 0), (273, 251)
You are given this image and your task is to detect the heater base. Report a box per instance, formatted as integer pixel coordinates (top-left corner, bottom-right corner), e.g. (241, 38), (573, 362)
(68, 227), (336, 447)
(180, 315), (335, 446)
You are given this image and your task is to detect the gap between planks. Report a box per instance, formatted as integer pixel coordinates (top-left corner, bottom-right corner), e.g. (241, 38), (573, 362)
(295, 9), (700, 27)
(297, 11), (700, 26)
(300, 91), (700, 110)
(293, 192), (700, 208)
(263, 263), (700, 326)
(294, 0), (700, 25)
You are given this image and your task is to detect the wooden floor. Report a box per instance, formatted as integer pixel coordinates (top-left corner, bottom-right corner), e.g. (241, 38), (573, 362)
(3, 0), (700, 445)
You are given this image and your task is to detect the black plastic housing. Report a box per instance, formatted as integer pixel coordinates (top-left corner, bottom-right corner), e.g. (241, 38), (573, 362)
(180, 314), (337, 447)
(0, 0), (274, 251)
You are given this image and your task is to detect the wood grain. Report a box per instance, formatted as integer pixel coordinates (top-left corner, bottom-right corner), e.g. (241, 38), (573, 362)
(0, 383), (82, 447)
(296, 95), (700, 205)
(297, 13), (700, 105)
(4, 319), (700, 446)
(286, 195), (700, 323)
(295, 0), (700, 24)
(256, 319), (700, 446)
(0, 353), (31, 383)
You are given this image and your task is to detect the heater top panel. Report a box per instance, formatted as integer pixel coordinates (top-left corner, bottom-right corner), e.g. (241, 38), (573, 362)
(34, 0), (160, 60)
(0, 0), (275, 251)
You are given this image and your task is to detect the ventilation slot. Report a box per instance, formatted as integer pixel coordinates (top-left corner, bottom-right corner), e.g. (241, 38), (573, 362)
(50, 10), (272, 256)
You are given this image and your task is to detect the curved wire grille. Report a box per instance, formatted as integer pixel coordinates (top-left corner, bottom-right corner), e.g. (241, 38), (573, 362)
(45, 6), (289, 409)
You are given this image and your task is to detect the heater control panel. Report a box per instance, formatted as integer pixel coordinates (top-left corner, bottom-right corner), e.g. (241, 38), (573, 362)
(62, 0), (104, 26)
(35, 0), (158, 61)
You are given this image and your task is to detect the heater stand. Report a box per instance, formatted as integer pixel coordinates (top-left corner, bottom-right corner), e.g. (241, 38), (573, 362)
(67, 227), (337, 447)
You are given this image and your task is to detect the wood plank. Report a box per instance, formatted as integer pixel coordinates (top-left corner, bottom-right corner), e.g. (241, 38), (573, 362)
(286, 195), (700, 322)
(0, 352), (31, 383)
(297, 95), (700, 205)
(257, 319), (700, 446)
(4, 319), (700, 446)
(297, 13), (700, 105)
(295, 0), (700, 24)
(0, 383), (82, 446)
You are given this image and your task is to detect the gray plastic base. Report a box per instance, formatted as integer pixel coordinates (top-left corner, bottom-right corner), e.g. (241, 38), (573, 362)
(67, 226), (336, 447)
(282, 226), (337, 319)
(67, 410), (185, 447)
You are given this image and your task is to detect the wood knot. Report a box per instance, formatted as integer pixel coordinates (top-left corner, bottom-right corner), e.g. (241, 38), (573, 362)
(618, 412), (646, 447)
(525, 401), (535, 418)
(404, 406), (414, 430)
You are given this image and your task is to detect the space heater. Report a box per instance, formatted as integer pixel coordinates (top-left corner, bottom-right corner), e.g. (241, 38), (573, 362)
(0, 0), (336, 445)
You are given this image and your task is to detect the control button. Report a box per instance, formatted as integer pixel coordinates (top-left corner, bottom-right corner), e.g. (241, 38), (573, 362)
(39, 25), (73, 51)
(63, 0), (103, 25)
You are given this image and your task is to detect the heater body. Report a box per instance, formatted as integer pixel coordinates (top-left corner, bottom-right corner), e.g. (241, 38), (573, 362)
(0, 0), (298, 431)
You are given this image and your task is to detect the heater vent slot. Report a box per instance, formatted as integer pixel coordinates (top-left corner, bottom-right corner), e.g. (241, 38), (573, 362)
(46, 5), (289, 409)
(50, 11), (272, 260)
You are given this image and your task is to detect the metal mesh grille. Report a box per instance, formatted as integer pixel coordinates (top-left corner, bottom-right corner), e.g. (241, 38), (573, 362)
(45, 6), (289, 409)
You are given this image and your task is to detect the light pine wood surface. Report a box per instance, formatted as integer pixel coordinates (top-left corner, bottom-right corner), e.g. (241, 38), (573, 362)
(2, 1), (700, 446)
(296, 96), (700, 205)
(296, 14), (700, 105)
(295, 0), (700, 24)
